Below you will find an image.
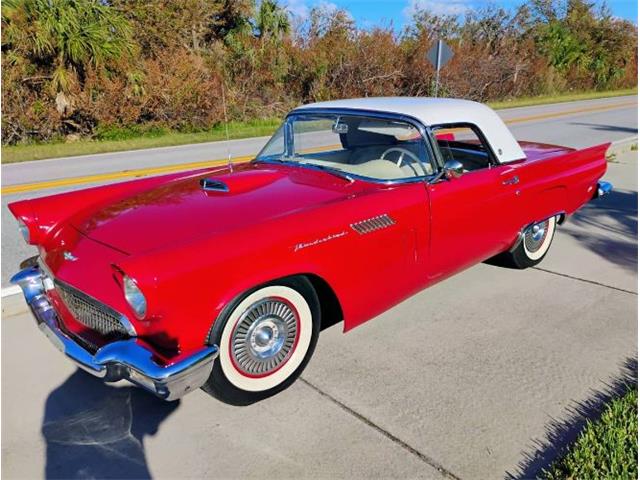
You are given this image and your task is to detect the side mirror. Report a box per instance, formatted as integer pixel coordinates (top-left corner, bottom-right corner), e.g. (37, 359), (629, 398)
(443, 160), (464, 180)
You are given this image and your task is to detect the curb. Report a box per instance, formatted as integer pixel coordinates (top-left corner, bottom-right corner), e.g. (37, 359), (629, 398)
(608, 136), (637, 154)
(2, 285), (21, 298)
(1, 294), (26, 318)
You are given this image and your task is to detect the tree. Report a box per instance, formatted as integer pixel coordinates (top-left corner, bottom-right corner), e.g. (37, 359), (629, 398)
(208, 0), (255, 41)
(256, 0), (290, 40)
(112, 0), (214, 53)
(2, 0), (134, 97)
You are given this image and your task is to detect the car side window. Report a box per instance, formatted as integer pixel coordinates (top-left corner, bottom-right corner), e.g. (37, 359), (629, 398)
(432, 124), (494, 172)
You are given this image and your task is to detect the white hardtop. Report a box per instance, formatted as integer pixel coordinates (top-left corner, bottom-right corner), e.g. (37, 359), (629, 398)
(293, 97), (526, 163)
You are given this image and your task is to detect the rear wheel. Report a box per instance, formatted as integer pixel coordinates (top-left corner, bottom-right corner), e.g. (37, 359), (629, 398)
(495, 216), (557, 269)
(202, 277), (320, 405)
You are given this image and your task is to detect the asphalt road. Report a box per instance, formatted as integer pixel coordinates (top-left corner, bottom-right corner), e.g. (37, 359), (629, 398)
(2, 147), (636, 479)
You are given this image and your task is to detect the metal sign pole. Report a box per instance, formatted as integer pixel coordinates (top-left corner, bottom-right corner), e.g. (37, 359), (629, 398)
(435, 40), (442, 98)
(427, 39), (453, 99)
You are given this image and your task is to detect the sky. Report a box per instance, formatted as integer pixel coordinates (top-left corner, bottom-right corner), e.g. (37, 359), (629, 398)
(284, 0), (638, 30)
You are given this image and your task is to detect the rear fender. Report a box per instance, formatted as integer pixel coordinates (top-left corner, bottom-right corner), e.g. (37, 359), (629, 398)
(562, 143), (610, 213)
(519, 142), (609, 226)
(530, 185), (568, 224)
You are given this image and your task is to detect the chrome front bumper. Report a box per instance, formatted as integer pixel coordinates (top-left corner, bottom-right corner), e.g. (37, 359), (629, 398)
(11, 266), (219, 401)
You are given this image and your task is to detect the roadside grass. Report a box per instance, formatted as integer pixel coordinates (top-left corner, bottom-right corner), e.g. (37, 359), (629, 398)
(2, 118), (280, 164)
(488, 87), (637, 110)
(2, 88), (637, 164)
(544, 387), (637, 480)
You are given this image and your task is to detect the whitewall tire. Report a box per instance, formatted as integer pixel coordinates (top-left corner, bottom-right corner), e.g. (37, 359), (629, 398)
(522, 216), (556, 261)
(489, 215), (558, 269)
(202, 277), (320, 405)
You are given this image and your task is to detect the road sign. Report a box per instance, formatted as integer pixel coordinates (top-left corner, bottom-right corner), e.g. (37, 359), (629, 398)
(426, 40), (454, 97)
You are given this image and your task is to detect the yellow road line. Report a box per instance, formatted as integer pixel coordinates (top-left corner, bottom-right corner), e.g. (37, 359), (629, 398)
(2, 100), (636, 196)
(2, 155), (253, 195)
(504, 100), (637, 124)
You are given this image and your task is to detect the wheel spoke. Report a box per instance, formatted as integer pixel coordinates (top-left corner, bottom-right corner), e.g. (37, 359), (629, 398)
(524, 219), (550, 253)
(231, 297), (299, 376)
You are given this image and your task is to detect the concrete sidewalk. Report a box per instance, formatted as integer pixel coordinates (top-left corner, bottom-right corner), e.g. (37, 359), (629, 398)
(2, 150), (637, 479)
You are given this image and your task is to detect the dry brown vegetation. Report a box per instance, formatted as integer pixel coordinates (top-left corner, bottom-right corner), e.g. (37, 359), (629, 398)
(1, 0), (637, 144)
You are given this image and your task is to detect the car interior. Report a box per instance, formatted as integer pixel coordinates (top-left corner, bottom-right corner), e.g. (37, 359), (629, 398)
(258, 115), (495, 180)
(433, 126), (493, 172)
(294, 116), (435, 180)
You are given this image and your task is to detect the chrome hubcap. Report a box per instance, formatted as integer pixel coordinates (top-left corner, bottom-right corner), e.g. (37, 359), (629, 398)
(524, 220), (549, 252)
(231, 298), (298, 376)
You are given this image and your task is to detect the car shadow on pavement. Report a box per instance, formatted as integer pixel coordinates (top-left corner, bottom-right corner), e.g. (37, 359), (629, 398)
(569, 122), (638, 135)
(484, 191), (637, 272)
(506, 356), (637, 479)
(42, 370), (179, 479)
(563, 190), (637, 272)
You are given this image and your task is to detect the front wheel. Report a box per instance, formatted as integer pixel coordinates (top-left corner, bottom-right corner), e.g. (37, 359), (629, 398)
(496, 216), (557, 269)
(202, 277), (320, 405)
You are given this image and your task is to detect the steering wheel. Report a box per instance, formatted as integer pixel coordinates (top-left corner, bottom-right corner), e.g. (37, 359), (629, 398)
(380, 147), (423, 176)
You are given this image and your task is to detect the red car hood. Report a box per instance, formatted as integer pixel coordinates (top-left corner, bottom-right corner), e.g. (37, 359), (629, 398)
(73, 163), (355, 255)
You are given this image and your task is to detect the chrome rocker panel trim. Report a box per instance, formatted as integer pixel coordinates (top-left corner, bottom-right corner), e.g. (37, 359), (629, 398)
(11, 266), (219, 401)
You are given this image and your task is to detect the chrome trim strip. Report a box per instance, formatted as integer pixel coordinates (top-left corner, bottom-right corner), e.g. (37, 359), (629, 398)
(350, 214), (396, 235)
(10, 265), (219, 401)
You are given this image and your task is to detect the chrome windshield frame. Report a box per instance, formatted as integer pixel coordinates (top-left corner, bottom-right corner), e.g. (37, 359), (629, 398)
(253, 108), (441, 186)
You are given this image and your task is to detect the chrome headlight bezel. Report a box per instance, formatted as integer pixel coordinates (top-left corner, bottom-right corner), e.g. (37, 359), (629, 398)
(17, 220), (30, 244)
(123, 275), (147, 320)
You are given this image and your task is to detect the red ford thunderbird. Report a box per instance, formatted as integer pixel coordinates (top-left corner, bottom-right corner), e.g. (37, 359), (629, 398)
(10, 98), (612, 404)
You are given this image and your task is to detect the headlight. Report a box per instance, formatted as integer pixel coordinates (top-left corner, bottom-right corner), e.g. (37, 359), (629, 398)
(123, 275), (147, 319)
(17, 220), (30, 244)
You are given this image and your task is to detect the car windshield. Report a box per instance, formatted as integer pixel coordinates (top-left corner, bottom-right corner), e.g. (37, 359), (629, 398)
(255, 113), (435, 181)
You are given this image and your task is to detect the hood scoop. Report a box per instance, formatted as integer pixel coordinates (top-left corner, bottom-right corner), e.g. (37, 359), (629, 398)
(200, 178), (229, 192)
(198, 169), (283, 195)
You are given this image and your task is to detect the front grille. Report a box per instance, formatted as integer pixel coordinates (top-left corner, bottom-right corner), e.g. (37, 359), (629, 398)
(56, 280), (130, 339)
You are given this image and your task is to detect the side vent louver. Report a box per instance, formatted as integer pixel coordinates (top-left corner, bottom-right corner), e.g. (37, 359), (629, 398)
(200, 178), (229, 192)
(350, 214), (395, 235)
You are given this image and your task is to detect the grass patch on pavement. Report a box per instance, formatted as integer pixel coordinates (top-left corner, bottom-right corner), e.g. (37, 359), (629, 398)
(544, 387), (637, 480)
(2, 88), (637, 164)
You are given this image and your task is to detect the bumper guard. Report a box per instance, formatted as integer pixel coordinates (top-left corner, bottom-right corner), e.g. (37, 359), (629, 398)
(11, 266), (219, 401)
(593, 180), (613, 199)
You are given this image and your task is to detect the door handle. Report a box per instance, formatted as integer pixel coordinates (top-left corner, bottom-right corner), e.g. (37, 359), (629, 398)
(502, 176), (519, 186)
